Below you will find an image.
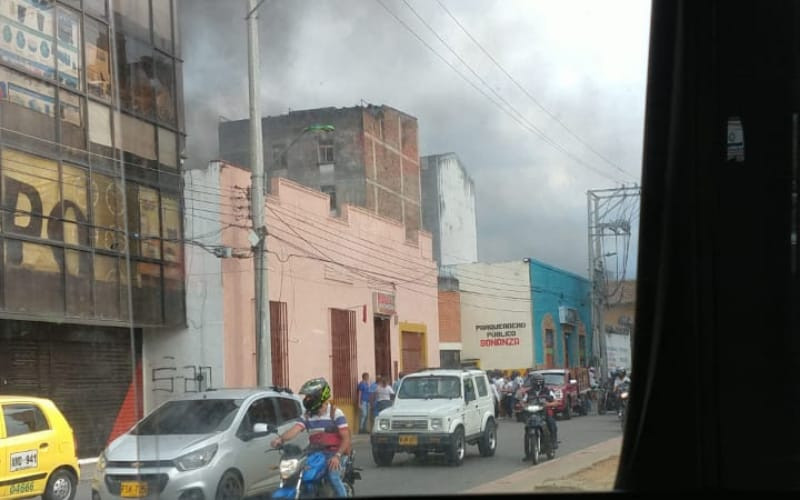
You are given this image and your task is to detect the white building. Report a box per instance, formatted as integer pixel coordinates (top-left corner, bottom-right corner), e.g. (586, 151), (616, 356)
(421, 153), (478, 267)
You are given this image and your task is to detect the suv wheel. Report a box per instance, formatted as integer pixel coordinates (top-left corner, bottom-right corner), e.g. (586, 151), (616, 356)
(372, 446), (394, 467)
(478, 419), (497, 457)
(447, 427), (466, 466)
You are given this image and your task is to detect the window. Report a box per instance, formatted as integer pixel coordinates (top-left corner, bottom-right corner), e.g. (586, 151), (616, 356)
(65, 249), (92, 317)
(321, 185), (336, 212)
(0, 0), (55, 79)
(0, 67), (56, 143)
(117, 113), (157, 181)
(60, 91), (85, 151)
(116, 35), (154, 117)
(1, 149), (59, 241)
(3, 240), (65, 314)
(131, 260), (162, 324)
(161, 194), (181, 263)
(163, 264), (184, 326)
(85, 0), (107, 18)
(272, 144), (286, 168)
(277, 397), (302, 424)
(158, 127), (177, 169)
(56, 6), (81, 91)
(3, 404), (49, 437)
(475, 376), (488, 398)
(318, 139), (334, 163)
(239, 397), (279, 435)
(91, 173), (125, 252)
(61, 164), (90, 247)
(464, 378), (476, 402)
(153, 51), (175, 124)
(125, 184), (160, 259)
(152, 0), (173, 53)
(94, 254), (121, 319)
(113, 0), (150, 42)
(85, 17), (111, 100)
(88, 100), (112, 158)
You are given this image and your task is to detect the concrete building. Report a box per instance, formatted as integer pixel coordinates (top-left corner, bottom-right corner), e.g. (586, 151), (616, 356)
(446, 259), (593, 373)
(603, 280), (635, 370)
(218, 104), (423, 241)
(0, 0), (185, 457)
(437, 274), (462, 368)
(145, 161), (439, 426)
(421, 153), (478, 266)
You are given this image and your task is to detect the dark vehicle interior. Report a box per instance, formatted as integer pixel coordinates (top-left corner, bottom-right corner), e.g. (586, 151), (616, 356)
(616, 0), (799, 492)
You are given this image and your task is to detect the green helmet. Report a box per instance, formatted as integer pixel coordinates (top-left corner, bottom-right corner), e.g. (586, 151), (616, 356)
(299, 377), (332, 413)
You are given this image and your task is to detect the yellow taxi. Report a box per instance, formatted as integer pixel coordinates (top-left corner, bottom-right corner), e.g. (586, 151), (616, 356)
(0, 396), (79, 500)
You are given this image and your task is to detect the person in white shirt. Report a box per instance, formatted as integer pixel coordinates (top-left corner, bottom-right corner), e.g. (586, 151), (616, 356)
(373, 376), (395, 415)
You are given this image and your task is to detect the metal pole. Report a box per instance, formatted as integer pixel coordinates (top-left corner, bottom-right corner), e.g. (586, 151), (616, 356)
(593, 194), (608, 383)
(247, 0), (271, 387)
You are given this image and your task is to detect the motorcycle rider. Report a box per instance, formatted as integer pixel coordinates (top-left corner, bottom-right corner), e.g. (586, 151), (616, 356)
(271, 378), (351, 498)
(613, 369), (630, 407)
(529, 372), (559, 451)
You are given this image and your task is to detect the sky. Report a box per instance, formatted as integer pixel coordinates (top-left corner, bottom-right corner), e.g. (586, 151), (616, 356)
(179, 0), (650, 278)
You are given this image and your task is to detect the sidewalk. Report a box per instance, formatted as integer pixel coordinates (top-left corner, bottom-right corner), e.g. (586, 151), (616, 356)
(463, 436), (622, 494)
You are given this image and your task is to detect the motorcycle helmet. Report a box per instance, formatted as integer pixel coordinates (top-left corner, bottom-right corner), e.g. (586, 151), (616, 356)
(299, 377), (332, 414)
(530, 372), (545, 391)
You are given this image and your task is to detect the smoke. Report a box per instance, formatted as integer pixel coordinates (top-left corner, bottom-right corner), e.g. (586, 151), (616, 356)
(179, 0), (649, 275)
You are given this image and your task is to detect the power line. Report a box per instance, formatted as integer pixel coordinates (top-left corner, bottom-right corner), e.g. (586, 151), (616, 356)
(435, 0), (637, 180)
(374, 0), (626, 184)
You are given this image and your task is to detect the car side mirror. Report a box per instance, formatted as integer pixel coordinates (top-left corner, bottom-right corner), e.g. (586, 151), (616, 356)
(244, 422), (275, 441)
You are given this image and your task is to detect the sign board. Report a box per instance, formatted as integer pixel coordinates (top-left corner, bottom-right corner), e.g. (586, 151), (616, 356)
(373, 291), (395, 316)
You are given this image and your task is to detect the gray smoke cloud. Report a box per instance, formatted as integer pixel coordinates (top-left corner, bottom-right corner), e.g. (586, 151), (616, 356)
(179, 0), (649, 276)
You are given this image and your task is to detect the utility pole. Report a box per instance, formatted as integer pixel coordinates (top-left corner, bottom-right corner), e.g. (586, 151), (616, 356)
(587, 186), (641, 384)
(246, 0), (271, 387)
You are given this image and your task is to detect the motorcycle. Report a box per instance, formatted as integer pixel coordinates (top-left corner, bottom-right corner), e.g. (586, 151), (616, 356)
(513, 385), (532, 422)
(618, 382), (630, 431)
(272, 444), (361, 498)
(523, 402), (556, 465)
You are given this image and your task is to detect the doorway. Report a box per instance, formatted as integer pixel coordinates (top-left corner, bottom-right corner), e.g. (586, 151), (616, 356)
(545, 329), (555, 368)
(374, 316), (391, 382)
(401, 331), (424, 373)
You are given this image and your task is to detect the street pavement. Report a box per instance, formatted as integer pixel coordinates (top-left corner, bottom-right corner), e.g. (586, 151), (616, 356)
(77, 413), (623, 498)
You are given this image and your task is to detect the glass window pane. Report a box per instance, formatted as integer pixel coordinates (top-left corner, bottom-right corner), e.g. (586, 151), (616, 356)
(153, 51), (174, 125)
(4, 239), (65, 314)
(152, 0), (172, 53)
(59, 91), (84, 151)
(1, 149), (60, 242)
(85, 17), (111, 100)
(56, 6), (81, 91)
(0, 0), (56, 79)
(86, 0), (107, 18)
(117, 113), (157, 183)
(116, 35), (153, 117)
(113, 0), (150, 42)
(175, 60), (183, 131)
(65, 249), (92, 317)
(0, 67), (56, 147)
(138, 186), (160, 259)
(164, 263), (183, 327)
(158, 127), (176, 169)
(161, 193), (180, 263)
(171, 0), (180, 57)
(91, 173), (125, 252)
(132, 260), (161, 324)
(61, 164), (90, 247)
(88, 99), (111, 148)
(94, 253), (120, 319)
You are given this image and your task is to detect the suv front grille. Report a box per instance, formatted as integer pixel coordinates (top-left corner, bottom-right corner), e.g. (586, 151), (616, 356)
(391, 419), (428, 430)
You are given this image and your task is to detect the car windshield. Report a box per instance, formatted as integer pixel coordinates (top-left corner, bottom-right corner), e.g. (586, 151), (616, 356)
(398, 376), (462, 399)
(540, 373), (566, 387)
(131, 399), (242, 435)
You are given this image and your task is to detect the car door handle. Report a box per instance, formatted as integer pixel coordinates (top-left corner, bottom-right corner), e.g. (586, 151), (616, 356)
(39, 443), (48, 449)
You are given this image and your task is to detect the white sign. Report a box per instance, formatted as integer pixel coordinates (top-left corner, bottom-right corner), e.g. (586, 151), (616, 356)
(606, 332), (631, 371)
(10, 449), (38, 472)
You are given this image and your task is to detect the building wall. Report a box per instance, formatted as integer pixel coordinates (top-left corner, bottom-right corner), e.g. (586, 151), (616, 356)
(421, 153), (478, 266)
(438, 290), (461, 344)
(529, 260), (592, 369)
(449, 261), (534, 371)
(142, 165), (226, 414)
(218, 105), (422, 241)
(219, 164), (438, 424)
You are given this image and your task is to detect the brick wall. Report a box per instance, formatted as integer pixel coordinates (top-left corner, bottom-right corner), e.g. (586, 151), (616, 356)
(438, 290), (461, 343)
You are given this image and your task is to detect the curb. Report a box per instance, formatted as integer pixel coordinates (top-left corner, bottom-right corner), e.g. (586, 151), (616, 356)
(463, 436), (623, 494)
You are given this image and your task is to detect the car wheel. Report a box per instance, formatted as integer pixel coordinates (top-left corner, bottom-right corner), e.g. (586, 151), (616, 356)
(215, 470), (244, 500)
(478, 419), (497, 457)
(43, 468), (77, 500)
(530, 431), (540, 465)
(372, 446), (394, 467)
(447, 427), (466, 466)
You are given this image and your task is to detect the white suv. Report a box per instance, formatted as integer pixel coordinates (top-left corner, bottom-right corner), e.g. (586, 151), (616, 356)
(370, 369), (497, 466)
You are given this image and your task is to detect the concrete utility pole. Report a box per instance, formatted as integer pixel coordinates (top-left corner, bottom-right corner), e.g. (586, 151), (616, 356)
(587, 186), (641, 384)
(246, 0), (271, 387)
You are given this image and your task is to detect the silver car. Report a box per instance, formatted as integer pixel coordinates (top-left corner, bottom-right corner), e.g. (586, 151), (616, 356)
(92, 388), (308, 500)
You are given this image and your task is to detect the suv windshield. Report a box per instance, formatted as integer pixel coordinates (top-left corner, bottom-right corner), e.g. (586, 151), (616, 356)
(131, 399), (243, 435)
(398, 376), (461, 399)
(538, 373), (566, 387)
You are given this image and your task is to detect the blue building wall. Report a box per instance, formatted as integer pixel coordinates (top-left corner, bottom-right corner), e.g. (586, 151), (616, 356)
(528, 259), (593, 368)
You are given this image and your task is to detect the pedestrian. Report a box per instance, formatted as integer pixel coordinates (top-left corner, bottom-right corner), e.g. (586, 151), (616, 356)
(368, 376), (379, 429)
(503, 376), (516, 418)
(356, 372), (371, 434)
(374, 375), (395, 415)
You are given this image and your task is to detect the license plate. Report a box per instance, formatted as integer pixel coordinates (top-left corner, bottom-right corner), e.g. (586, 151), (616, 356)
(120, 481), (149, 498)
(398, 434), (418, 446)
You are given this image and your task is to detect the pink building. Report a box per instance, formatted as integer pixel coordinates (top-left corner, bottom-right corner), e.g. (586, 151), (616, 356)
(215, 161), (439, 422)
